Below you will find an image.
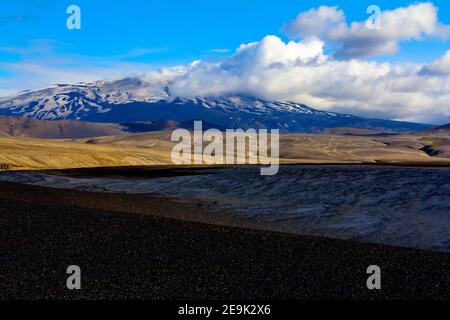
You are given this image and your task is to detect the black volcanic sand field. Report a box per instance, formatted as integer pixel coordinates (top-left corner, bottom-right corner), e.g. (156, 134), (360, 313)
(0, 180), (449, 300)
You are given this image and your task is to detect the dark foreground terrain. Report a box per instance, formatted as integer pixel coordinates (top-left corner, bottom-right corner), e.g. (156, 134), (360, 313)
(0, 181), (449, 300)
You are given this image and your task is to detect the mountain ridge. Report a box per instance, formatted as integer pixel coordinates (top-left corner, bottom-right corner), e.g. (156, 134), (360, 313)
(0, 115), (231, 139)
(0, 77), (432, 133)
(0, 115), (125, 139)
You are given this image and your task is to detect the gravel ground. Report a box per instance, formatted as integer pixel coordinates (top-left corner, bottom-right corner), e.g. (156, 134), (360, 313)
(3, 165), (450, 252)
(0, 181), (449, 300)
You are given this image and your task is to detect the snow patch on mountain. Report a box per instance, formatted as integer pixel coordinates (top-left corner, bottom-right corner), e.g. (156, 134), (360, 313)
(0, 77), (169, 120)
(0, 76), (431, 132)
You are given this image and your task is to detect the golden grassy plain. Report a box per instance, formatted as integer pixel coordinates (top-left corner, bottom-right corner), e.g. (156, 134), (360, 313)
(0, 135), (172, 170)
(1, 131), (450, 170)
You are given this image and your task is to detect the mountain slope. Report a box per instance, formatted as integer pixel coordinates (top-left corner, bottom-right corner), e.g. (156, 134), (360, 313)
(0, 78), (168, 121)
(0, 115), (231, 139)
(0, 115), (126, 139)
(0, 78), (432, 133)
(415, 123), (450, 137)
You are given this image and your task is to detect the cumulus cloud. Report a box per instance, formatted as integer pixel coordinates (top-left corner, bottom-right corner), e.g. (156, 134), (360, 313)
(170, 35), (327, 98)
(166, 34), (450, 124)
(420, 50), (450, 75)
(160, 3), (450, 124)
(283, 3), (450, 59)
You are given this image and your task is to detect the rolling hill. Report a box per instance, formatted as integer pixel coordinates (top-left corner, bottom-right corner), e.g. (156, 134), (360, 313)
(0, 116), (227, 139)
(415, 123), (450, 137)
(0, 115), (126, 139)
(1, 130), (450, 171)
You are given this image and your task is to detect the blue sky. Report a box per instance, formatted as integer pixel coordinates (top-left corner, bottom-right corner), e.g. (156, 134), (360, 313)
(2, 0), (450, 67)
(2, 1), (450, 123)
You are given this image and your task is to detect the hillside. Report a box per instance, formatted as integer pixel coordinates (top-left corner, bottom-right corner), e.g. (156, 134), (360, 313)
(415, 123), (450, 138)
(0, 78), (432, 133)
(0, 115), (125, 139)
(0, 116), (229, 139)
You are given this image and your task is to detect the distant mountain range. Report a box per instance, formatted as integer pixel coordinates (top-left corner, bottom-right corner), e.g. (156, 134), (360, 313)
(0, 77), (432, 133)
(0, 116), (227, 139)
(0, 115), (125, 139)
(415, 123), (450, 138)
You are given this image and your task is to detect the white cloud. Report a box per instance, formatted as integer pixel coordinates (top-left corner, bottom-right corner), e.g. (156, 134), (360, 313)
(166, 34), (450, 124)
(161, 3), (450, 124)
(420, 50), (450, 75)
(283, 3), (450, 59)
(206, 49), (231, 54)
(4, 36), (450, 124)
(115, 47), (169, 59)
(170, 35), (327, 98)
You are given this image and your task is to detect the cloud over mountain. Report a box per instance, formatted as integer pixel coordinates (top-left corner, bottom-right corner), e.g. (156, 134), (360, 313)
(283, 3), (450, 59)
(169, 36), (326, 99)
(165, 32), (450, 124)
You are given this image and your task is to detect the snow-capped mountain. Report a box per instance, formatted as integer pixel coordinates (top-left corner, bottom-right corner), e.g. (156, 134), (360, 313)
(0, 78), (168, 120)
(0, 77), (431, 132)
